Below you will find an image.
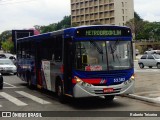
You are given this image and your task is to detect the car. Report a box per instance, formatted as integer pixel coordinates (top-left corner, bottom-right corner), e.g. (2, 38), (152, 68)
(0, 73), (3, 89)
(144, 50), (160, 55)
(0, 53), (16, 64)
(135, 49), (139, 56)
(138, 54), (160, 69)
(0, 54), (7, 58)
(0, 59), (17, 75)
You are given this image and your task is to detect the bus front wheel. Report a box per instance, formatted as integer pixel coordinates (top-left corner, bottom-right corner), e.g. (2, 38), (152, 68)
(56, 80), (66, 103)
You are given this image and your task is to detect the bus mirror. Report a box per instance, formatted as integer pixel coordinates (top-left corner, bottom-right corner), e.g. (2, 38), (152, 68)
(52, 54), (55, 61)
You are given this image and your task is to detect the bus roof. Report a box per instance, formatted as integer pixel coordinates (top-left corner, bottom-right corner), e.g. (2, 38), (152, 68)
(16, 25), (131, 42)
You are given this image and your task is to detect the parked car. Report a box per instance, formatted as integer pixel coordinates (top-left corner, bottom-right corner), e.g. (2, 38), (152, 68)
(0, 59), (17, 75)
(144, 50), (160, 55)
(135, 49), (139, 56)
(0, 54), (6, 58)
(138, 54), (160, 69)
(0, 73), (3, 89)
(0, 53), (16, 64)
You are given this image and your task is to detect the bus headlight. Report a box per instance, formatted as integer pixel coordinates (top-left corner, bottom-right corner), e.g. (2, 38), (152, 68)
(130, 75), (135, 81)
(128, 75), (135, 83)
(74, 76), (92, 87)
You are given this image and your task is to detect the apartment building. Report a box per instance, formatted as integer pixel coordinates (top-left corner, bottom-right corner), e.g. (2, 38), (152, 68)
(71, 0), (134, 26)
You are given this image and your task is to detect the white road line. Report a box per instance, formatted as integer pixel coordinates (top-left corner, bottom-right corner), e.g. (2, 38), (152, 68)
(3, 87), (25, 89)
(0, 92), (27, 106)
(154, 97), (160, 101)
(16, 91), (51, 104)
(4, 82), (17, 88)
(0, 105), (2, 107)
(134, 69), (160, 73)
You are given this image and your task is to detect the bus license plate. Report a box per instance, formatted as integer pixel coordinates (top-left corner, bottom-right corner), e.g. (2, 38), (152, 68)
(103, 88), (113, 93)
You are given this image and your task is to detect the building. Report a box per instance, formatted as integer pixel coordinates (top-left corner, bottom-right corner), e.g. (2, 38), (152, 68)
(71, 0), (134, 26)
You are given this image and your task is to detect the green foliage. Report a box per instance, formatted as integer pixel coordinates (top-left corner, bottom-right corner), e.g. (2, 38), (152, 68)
(143, 22), (160, 40)
(0, 30), (12, 42)
(1, 37), (14, 53)
(134, 12), (143, 21)
(40, 15), (71, 33)
(126, 12), (160, 41)
(126, 12), (144, 40)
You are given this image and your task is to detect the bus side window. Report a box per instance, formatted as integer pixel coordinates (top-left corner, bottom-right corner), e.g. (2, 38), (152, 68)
(54, 37), (62, 62)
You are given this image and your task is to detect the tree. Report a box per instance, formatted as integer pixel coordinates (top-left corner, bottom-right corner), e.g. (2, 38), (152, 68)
(40, 15), (71, 33)
(126, 12), (144, 40)
(0, 30), (12, 42)
(1, 37), (14, 53)
(143, 22), (160, 40)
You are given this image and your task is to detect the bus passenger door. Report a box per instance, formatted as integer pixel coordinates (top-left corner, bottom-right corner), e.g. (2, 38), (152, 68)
(35, 42), (43, 88)
(63, 38), (73, 95)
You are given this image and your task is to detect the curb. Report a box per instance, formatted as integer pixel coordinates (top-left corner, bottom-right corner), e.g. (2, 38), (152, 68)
(124, 94), (160, 104)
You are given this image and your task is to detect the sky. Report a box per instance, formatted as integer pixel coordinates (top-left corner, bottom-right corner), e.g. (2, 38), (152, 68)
(0, 0), (160, 34)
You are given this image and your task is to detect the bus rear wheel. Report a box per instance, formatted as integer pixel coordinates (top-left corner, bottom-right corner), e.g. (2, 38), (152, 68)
(104, 95), (115, 102)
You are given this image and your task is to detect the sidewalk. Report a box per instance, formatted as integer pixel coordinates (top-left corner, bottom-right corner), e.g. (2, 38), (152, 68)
(126, 55), (160, 104)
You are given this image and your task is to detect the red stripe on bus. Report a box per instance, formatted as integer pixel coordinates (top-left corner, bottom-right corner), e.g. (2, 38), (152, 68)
(72, 78), (107, 84)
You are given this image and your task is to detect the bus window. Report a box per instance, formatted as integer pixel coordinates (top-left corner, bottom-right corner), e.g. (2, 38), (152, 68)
(54, 37), (63, 62)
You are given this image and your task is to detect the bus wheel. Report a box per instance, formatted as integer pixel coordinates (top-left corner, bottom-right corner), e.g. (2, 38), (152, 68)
(27, 78), (33, 89)
(56, 80), (66, 103)
(104, 95), (115, 102)
(0, 84), (3, 90)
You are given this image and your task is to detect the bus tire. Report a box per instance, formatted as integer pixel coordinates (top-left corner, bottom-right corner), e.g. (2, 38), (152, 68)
(27, 72), (33, 89)
(104, 95), (115, 102)
(0, 84), (3, 90)
(56, 80), (66, 103)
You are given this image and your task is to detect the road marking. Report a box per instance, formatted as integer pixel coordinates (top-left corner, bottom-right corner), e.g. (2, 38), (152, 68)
(154, 97), (160, 101)
(4, 82), (17, 88)
(16, 91), (51, 104)
(134, 69), (160, 73)
(3, 82), (25, 89)
(0, 105), (2, 107)
(114, 98), (118, 100)
(0, 92), (27, 106)
(3, 86), (25, 89)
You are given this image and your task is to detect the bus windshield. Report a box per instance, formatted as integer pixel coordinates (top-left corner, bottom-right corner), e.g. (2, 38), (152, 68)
(74, 40), (133, 71)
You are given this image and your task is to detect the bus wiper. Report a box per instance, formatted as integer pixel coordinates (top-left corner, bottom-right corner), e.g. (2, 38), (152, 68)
(110, 40), (120, 62)
(110, 40), (120, 53)
(90, 41), (103, 54)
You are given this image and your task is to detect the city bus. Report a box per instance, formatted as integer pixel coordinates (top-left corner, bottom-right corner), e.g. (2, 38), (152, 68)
(16, 25), (135, 102)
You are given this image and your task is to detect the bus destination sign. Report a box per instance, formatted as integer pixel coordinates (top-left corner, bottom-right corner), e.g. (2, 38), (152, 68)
(85, 30), (122, 36)
(76, 27), (131, 37)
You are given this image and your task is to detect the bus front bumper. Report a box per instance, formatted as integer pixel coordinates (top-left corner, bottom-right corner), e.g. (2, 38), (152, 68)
(73, 79), (135, 98)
